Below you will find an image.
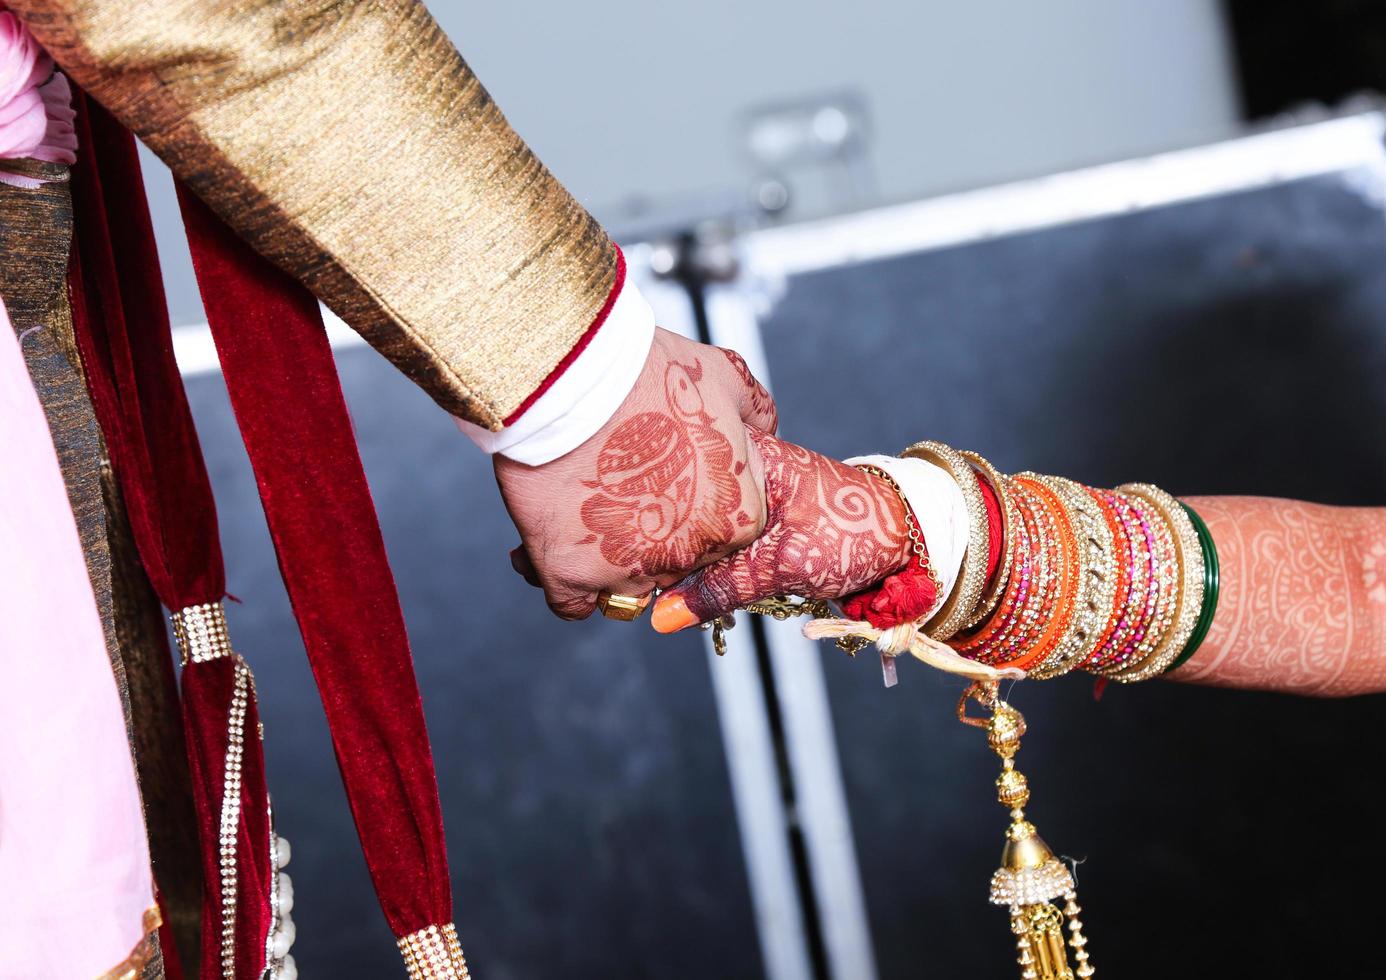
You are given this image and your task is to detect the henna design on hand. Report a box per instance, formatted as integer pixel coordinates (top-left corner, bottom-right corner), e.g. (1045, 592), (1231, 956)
(670, 430), (911, 623)
(579, 358), (744, 578)
(1173, 496), (1386, 696)
(719, 347), (777, 432)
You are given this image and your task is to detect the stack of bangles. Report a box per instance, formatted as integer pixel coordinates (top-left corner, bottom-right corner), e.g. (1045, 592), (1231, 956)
(851, 442), (1221, 681)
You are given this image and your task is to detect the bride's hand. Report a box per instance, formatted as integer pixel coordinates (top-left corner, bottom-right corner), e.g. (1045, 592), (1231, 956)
(650, 429), (911, 632)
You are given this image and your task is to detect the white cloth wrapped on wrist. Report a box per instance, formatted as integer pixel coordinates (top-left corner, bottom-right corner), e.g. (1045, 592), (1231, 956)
(843, 452), (970, 609)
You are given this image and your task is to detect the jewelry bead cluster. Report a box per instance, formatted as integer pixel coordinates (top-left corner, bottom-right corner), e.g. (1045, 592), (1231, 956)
(962, 687), (1097, 980)
(908, 445), (1214, 681)
(265, 824), (298, 979)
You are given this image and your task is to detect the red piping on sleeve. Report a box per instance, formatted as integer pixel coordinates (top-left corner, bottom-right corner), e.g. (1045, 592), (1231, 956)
(501, 244), (628, 427)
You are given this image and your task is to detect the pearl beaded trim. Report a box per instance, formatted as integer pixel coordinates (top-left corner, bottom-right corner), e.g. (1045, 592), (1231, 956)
(398, 923), (470, 979)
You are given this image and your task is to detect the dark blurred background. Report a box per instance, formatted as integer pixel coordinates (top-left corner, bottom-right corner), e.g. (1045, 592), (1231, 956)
(1228, 0), (1386, 117)
(155, 2), (1386, 977)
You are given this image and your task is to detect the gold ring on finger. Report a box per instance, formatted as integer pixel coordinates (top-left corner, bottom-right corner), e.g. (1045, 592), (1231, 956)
(596, 590), (652, 622)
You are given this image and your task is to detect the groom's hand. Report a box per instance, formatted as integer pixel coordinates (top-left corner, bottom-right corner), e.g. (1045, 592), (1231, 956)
(495, 328), (779, 619)
(650, 430), (912, 631)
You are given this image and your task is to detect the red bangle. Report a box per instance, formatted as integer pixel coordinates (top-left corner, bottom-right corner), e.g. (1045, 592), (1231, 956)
(976, 471), (1003, 585)
(843, 464), (1006, 631)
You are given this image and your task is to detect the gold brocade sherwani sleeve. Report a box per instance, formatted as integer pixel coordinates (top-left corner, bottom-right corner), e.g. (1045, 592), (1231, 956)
(11, 0), (617, 428)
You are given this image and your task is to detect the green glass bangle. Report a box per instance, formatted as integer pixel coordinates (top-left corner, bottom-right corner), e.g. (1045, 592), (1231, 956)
(1164, 502), (1219, 673)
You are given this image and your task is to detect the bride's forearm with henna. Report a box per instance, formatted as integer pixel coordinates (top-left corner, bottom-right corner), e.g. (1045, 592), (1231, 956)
(1169, 496), (1386, 696)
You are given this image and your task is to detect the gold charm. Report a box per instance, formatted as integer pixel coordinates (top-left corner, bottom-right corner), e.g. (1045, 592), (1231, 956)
(960, 684), (1095, 980)
(731, 597), (868, 657)
(704, 614), (736, 656)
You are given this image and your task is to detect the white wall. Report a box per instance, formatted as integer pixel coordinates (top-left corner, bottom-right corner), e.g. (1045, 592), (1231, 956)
(147, 0), (1240, 323)
(446, 0), (1240, 216)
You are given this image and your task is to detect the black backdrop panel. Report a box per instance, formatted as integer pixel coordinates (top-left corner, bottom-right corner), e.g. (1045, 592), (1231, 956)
(759, 171), (1386, 979)
(186, 348), (761, 979)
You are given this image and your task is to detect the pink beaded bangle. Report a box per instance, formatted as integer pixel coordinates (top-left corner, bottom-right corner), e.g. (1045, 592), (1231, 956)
(1090, 491), (1177, 677)
(952, 477), (1043, 665)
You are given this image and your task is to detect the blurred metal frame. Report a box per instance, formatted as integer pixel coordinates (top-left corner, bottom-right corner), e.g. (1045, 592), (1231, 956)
(742, 110), (1386, 283)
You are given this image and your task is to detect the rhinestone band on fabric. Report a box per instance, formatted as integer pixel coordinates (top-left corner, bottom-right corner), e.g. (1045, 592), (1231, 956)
(398, 923), (470, 979)
(171, 601), (233, 665)
(218, 660), (253, 979)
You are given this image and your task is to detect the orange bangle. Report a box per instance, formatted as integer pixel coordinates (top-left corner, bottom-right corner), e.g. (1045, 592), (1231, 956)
(995, 476), (1078, 673)
(957, 477), (1065, 671)
(985, 479), (1061, 668)
(1027, 475), (1118, 679)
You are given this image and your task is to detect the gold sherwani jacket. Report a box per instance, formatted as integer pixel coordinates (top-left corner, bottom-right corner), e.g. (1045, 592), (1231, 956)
(12, 0), (619, 428)
(3, 3), (620, 974)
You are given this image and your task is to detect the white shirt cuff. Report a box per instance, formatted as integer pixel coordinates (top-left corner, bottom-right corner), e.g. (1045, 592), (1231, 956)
(843, 453), (969, 606)
(456, 276), (657, 466)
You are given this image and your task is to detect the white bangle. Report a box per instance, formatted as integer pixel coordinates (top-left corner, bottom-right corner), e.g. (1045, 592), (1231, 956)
(843, 453), (969, 605)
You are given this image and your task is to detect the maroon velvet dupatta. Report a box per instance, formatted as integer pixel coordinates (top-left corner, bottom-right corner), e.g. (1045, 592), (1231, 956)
(67, 90), (276, 980)
(67, 88), (466, 980)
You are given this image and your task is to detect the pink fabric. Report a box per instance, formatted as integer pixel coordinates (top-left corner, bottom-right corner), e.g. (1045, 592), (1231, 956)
(0, 10), (76, 166)
(0, 299), (154, 977)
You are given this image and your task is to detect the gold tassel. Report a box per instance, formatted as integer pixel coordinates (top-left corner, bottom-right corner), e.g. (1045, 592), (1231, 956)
(960, 684), (1094, 980)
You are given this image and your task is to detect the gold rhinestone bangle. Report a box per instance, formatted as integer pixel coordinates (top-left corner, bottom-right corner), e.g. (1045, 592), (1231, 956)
(398, 922), (470, 979)
(959, 451), (1014, 630)
(900, 440), (991, 641)
(1025, 475), (1118, 679)
(1112, 483), (1204, 682)
(171, 601), (233, 665)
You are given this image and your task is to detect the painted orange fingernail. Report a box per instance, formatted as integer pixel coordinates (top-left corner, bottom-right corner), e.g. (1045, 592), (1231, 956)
(652, 594), (698, 634)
